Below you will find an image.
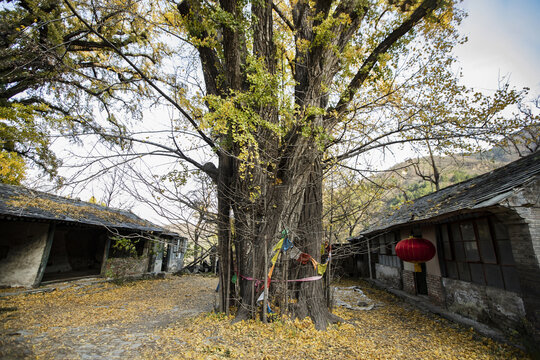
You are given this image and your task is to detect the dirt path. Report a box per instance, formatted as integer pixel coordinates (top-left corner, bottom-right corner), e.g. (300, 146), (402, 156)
(0, 275), (218, 359)
(0, 276), (527, 359)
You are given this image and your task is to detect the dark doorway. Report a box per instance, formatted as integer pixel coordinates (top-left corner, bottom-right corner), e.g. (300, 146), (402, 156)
(161, 244), (170, 272)
(414, 263), (428, 295)
(42, 226), (106, 282)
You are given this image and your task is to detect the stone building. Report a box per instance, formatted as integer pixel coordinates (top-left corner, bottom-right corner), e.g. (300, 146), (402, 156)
(0, 183), (186, 287)
(350, 152), (540, 343)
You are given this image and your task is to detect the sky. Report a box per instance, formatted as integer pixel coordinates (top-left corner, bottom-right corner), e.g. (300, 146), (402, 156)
(453, 0), (540, 94)
(371, 0), (540, 173)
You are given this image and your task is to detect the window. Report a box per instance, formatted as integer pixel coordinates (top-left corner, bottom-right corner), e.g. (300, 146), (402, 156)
(476, 218), (497, 263)
(377, 232), (401, 269)
(441, 224), (453, 261)
(438, 216), (520, 293)
(492, 222), (516, 265)
(378, 235), (387, 255)
(460, 222), (480, 262)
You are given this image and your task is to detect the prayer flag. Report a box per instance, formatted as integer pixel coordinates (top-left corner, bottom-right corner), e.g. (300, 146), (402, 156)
(317, 263), (328, 275)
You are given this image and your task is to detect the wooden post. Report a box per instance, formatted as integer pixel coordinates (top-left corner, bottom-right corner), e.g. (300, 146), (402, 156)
(218, 272), (224, 312)
(100, 234), (112, 275)
(33, 223), (55, 287)
(225, 233), (231, 316)
(263, 236), (268, 323)
(326, 243), (332, 309)
(251, 239), (255, 319)
(251, 211), (256, 319)
(327, 180), (333, 308)
(283, 249), (288, 316)
(367, 238), (373, 280)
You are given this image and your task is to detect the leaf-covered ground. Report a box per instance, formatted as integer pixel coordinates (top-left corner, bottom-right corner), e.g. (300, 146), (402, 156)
(0, 275), (528, 359)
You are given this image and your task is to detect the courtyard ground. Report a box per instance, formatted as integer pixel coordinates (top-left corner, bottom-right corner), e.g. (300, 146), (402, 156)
(0, 275), (528, 359)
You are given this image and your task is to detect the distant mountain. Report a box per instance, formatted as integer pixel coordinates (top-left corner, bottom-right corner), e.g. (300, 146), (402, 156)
(325, 139), (536, 241)
(382, 143), (528, 208)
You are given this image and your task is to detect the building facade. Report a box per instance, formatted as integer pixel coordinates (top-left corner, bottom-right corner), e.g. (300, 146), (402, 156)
(351, 152), (540, 345)
(0, 183), (186, 287)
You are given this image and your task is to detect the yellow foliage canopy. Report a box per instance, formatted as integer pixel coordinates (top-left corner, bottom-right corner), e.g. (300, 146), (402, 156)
(0, 151), (26, 185)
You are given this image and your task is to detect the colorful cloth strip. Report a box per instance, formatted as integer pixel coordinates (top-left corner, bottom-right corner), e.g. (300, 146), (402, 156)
(246, 230), (332, 297)
(282, 236), (293, 251)
(255, 275), (324, 302)
(242, 274), (323, 285)
(296, 249), (332, 275)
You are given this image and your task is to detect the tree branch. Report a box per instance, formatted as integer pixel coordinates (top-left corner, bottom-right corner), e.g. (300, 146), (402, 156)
(332, 0), (442, 115)
(63, 0), (217, 151)
(272, 3), (294, 32)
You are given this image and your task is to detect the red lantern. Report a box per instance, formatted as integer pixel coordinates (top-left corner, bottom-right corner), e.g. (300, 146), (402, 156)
(395, 237), (436, 272)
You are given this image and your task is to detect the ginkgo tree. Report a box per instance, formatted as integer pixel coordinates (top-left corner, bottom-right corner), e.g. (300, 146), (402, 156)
(0, 0), (168, 181)
(161, 0), (525, 328)
(165, 0), (463, 328)
(4, 0), (534, 329)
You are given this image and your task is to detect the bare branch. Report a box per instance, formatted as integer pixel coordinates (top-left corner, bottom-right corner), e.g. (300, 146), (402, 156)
(63, 0), (218, 151)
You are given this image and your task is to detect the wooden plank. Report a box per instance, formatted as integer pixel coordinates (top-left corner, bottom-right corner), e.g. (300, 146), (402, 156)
(33, 223), (56, 287)
(100, 234), (112, 275)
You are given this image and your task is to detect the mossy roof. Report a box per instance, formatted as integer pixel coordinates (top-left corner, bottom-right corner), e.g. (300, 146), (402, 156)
(0, 183), (170, 234)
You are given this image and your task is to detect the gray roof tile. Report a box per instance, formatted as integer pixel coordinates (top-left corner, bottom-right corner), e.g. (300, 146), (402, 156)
(357, 151), (540, 236)
(0, 183), (168, 234)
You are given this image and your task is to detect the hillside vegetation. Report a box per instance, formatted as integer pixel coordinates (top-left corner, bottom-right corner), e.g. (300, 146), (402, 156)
(386, 149), (518, 207)
(324, 146), (526, 242)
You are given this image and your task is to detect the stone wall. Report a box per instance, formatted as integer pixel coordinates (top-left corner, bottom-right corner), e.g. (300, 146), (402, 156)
(501, 176), (540, 345)
(506, 177), (540, 266)
(375, 263), (402, 289)
(402, 270), (415, 294)
(0, 221), (49, 287)
(104, 239), (151, 278)
(104, 256), (150, 278)
(426, 274), (445, 306)
(443, 277), (525, 331)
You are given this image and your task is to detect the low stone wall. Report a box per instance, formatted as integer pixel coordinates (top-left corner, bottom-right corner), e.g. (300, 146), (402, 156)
(443, 277), (525, 332)
(427, 274), (445, 306)
(0, 221), (49, 287)
(402, 270), (415, 294)
(375, 263), (402, 289)
(103, 256), (150, 278)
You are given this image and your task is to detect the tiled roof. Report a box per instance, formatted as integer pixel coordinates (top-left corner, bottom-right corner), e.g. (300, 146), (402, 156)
(356, 151), (540, 237)
(0, 183), (170, 234)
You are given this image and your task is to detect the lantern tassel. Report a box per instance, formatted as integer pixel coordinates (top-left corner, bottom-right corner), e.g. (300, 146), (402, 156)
(414, 263), (422, 272)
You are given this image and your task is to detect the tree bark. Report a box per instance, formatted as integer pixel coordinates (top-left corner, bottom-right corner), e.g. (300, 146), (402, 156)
(217, 151), (233, 312)
(289, 161), (341, 329)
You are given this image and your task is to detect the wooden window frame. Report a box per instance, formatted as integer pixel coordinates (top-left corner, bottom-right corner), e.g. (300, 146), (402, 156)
(439, 216), (519, 292)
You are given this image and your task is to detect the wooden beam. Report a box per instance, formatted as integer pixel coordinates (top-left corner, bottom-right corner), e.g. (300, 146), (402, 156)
(33, 223), (56, 287)
(100, 234), (112, 275)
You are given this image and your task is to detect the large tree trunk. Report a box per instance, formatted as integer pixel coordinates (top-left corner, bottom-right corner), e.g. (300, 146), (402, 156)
(290, 161), (341, 329)
(231, 169), (296, 322)
(231, 135), (340, 328)
(217, 152), (233, 312)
